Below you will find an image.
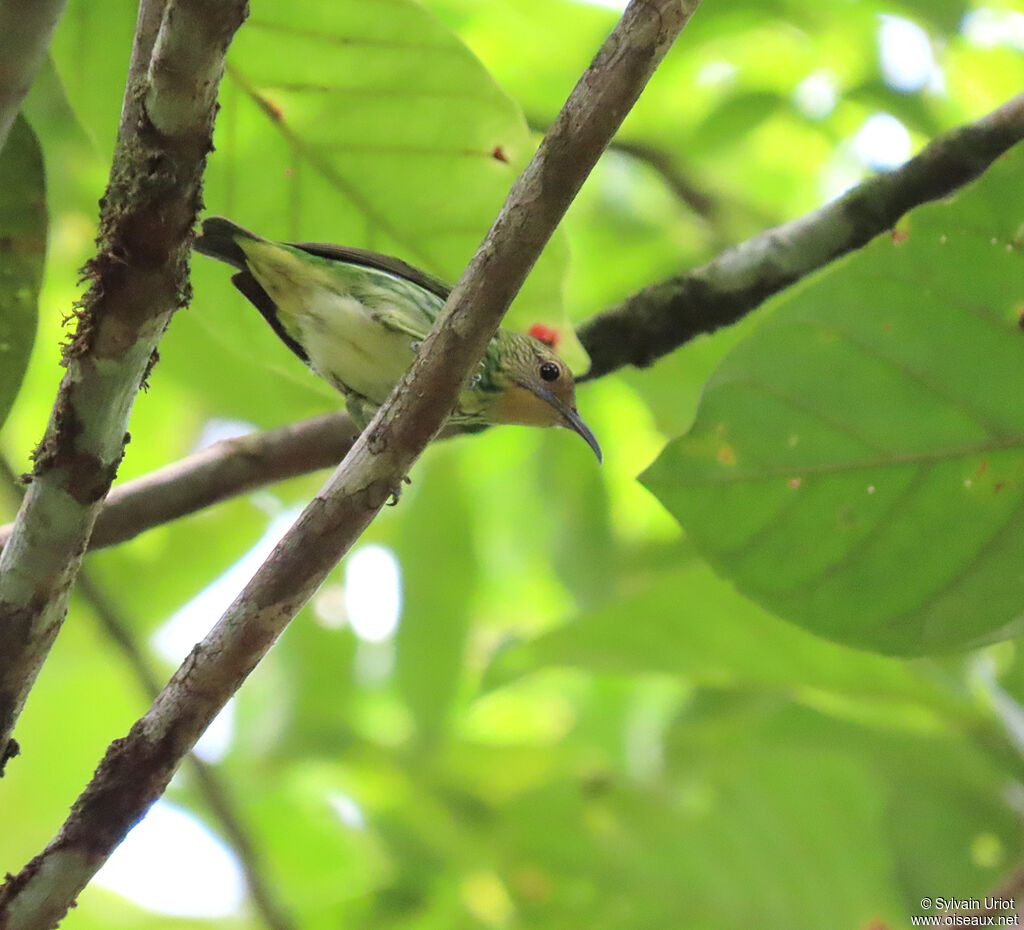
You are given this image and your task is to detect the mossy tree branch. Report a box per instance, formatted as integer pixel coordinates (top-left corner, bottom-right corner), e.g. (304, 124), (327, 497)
(578, 91), (1024, 379)
(1, 92), (1021, 554)
(0, 2), (697, 926)
(75, 573), (297, 930)
(0, 455), (295, 930)
(0, 0), (248, 774)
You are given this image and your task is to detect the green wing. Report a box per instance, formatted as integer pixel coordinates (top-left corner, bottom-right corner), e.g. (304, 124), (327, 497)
(290, 241), (451, 301)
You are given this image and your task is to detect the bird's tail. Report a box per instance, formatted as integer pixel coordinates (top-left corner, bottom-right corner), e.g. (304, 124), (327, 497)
(193, 216), (263, 270)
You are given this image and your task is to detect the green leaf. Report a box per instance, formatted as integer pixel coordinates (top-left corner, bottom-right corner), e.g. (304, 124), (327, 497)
(16, 5), (1024, 927)
(690, 90), (788, 152)
(497, 749), (902, 929)
(213, 762), (389, 924)
(269, 606), (358, 756)
(394, 448), (476, 747)
(49, 1), (136, 156)
(643, 147), (1024, 656)
(484, 565), (963, 711)
(534, 428), (616, 609)
(0, 115), (46, 431)
(664, 699), (1020, 917)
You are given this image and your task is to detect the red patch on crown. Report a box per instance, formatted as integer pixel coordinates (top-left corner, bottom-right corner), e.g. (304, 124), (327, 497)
(529, 324), (560, 348)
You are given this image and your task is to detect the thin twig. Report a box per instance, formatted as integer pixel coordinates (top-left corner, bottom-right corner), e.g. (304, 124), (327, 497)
(605, 137), (783, 235)
(529, 113), (724, 225)
(938, 864), (1024, 920)
(0, 3), (698, 925)
(981, 862), (1024, 917)
(0, 412), (471, 555)
(4, 411), (358, 552)
(607, 137), (721, 223)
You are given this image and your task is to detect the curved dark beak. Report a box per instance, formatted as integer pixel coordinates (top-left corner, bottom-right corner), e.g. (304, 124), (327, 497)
(527, 385), (603, 463)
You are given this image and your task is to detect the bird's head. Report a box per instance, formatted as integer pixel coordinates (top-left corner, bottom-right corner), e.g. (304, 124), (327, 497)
(489, 332), (602, 462)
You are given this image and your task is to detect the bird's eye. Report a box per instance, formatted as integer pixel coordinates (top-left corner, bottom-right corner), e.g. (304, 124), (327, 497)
(539, 362), (560, 382)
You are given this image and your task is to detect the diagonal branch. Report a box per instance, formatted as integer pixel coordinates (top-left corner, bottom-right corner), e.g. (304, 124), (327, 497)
(12, 412), (357, 551)
(1, 91), (1022, 554)
(0, 455), (295, 930)
(0, 0), (248, 773)
(578, 91), (1024, 378)
(0, 412), (446, 553)
(74, 572), (296, 930)
(0, 1), (698, 925)
(0, 0), (69, 152)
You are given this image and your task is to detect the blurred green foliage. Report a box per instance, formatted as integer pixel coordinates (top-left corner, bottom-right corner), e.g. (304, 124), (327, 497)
(645, 150), (1024, 655)
(0, 116), (45, 431)
(1, 0), (1024, 928)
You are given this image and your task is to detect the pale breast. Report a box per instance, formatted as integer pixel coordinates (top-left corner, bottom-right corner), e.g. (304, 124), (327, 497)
(244, 242), (438, 405)
(296, 291), (420, 405)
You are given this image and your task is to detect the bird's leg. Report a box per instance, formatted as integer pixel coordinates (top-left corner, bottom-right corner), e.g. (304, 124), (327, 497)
(387, 475), (412, 506)
(344, 393), (378, 432)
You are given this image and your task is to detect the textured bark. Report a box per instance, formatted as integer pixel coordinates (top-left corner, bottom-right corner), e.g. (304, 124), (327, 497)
(3, 446), (295, 930)
(0, 2), (698, 926)
(1, 95), (1021, 561)
(0, 0), (248, 772)
(0, 412), (360, 552)
(75, 572), (296, 930)
(578, 91), (1024, 378)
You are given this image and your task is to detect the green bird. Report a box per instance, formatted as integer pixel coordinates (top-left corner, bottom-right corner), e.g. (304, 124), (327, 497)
(194, 217), (601, 462)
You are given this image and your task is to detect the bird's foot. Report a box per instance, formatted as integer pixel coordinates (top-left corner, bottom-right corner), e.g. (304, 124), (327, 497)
(387, 475), (412, 506)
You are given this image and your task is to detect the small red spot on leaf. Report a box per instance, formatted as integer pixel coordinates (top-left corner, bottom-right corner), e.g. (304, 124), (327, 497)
(716, 444), (737, 467)
(529, 324), (560, 348)
(283, 167), (292, 177)
(491, 145), (509, 163)
(974, 460), (988, 479)
(994, 481), (1006, 493)
(882, 323), (891, 333)
(788, 477), (802, 489)
(890, 229), (909, 244)
(260, 96), (284, 122)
